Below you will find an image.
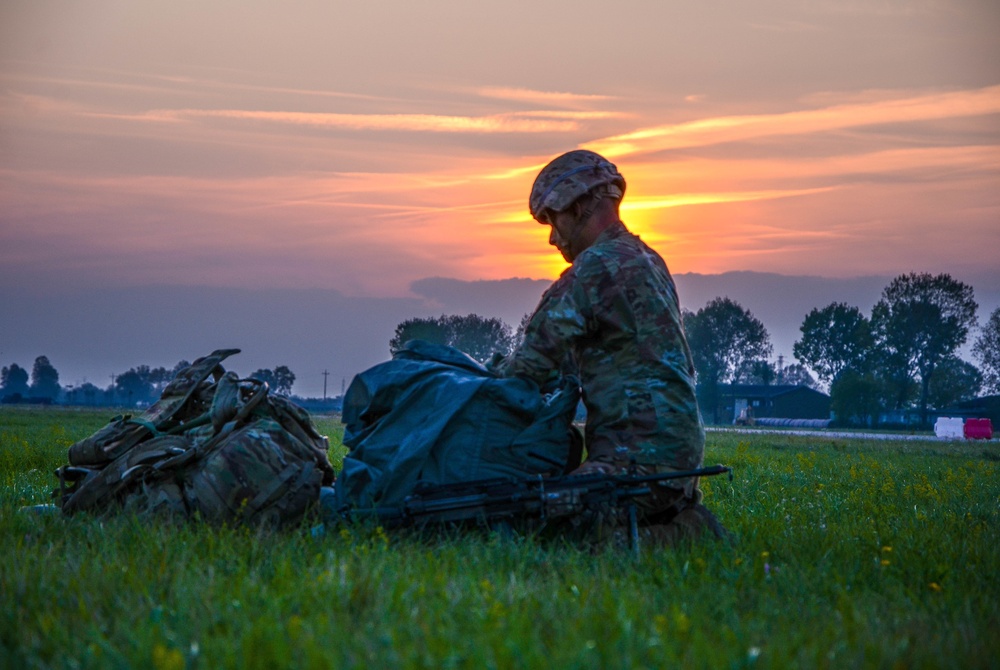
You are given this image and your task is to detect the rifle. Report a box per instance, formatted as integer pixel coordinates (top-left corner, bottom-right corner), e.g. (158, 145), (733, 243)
(338, 463), (732, 553)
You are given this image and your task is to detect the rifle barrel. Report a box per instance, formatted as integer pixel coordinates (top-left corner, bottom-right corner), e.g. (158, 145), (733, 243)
(343, 463), (732, 528)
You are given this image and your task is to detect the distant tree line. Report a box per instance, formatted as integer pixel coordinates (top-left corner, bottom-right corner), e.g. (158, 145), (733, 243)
(248, 366), (296, 396)
(0, 357), (300, 407)
(0, 356), (61, 405)
(684, 273), (994, 428)
(390, 314), (516, 363)
(389, 273), (1000, 429)
(4, 271), (999, 426)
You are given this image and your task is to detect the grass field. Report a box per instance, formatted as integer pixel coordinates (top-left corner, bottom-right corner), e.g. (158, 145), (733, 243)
(2, 407), (999, 669)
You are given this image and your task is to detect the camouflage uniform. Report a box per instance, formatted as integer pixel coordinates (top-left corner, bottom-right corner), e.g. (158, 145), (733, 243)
(498, 221), (705, 506)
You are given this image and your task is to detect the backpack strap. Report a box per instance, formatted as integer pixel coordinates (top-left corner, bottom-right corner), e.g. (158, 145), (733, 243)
(248, 461), (316, 513)
(67, 349), (242, 466)
(60, 435), (192, 514)
(125, 417), (163, 438)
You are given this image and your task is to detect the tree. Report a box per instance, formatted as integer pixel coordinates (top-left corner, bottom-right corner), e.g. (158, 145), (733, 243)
(30, 356), (61, 400)
(778, 363), (819, 389)
(272, 365), (296, 396)
(830, 370), (884, 428)
(1, 363), (30, 399)
(250, 366), (296, 395)
(973, 307), (1000, 394)
(390, 314), (514, 363)
(390, 318), (450, 351)
(73, 382), (103, 406)
(734, 359), (776, 385)
(927, 356), (982, 410)
(171, 360), (191, 378)
(870, 273), (977, 426)
(109, 364), (186, 405)
(250, 368), (275, 389)
(793, 303), (872, 385)
(114, 367), (155, 406)
(684, 297), (772, 423)
(444, 315), (514, 363)
(147, 366), (174, 396)
(512, 312), (533, 348)
(250, 368), (276, 388)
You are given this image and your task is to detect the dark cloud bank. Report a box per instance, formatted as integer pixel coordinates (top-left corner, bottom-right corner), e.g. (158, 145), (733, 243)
(3, 271), (997, 398)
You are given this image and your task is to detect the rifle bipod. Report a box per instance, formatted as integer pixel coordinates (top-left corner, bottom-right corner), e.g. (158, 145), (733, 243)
(627, 501), (640, 557)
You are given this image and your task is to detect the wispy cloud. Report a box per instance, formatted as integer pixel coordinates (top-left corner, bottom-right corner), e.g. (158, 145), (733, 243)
(626, 145), (1000, 187)
(584, 86), (1000, 158)
(111, 108), (585, 133)
(476, 87), (615, 105)
(509, 110), (627, 120)
(621, 187), (839, 212)
(0, 68), (403, 103)
(151, 74), (397, 102)
(484, 187), (836, 225)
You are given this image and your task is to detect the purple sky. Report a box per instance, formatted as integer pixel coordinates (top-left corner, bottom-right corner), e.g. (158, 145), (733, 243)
(1, 0), (997, 395)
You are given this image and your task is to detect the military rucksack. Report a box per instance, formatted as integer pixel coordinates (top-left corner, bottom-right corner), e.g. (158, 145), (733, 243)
(54, 349), (336, 528)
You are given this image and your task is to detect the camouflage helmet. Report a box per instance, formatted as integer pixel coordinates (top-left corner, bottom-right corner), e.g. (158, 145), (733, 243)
(529, 150), (626, 221)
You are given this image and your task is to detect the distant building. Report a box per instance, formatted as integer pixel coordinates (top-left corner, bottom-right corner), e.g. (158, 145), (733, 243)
(0, 394), (54, 406)
(291, 396), (344, 414)
(936, 395), (1000, 428)
(719, 384), (831, 424)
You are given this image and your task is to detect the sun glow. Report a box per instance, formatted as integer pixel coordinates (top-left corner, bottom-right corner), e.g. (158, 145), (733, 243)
(2, 43), (996, 293)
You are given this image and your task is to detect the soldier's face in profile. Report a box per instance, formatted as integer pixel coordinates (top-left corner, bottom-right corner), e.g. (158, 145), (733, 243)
(545, 210), (577, 263)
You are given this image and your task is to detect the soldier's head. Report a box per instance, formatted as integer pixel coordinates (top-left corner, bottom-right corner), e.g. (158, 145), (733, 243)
(529, 150), (626, 262)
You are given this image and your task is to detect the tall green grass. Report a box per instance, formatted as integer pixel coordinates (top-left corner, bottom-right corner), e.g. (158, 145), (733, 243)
(2, 407), (998, 668)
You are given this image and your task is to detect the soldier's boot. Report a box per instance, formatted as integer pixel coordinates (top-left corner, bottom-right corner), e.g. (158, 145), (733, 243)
(638, 503), (730, 548)
(674, 502), (730, 541)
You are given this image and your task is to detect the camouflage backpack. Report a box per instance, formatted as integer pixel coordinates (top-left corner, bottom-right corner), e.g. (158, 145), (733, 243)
(54, 349), (336, 528)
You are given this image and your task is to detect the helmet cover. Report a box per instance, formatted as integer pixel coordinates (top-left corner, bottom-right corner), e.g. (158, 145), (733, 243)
(529, 150), (626, 220)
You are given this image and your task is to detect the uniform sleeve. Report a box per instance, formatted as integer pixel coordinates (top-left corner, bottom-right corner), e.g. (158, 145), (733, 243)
(498, 269), (594, 386)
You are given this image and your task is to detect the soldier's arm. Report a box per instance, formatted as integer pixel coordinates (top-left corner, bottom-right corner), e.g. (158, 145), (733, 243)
(498, 272), (592, 385)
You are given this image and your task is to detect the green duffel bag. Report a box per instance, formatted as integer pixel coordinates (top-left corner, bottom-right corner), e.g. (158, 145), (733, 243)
(333, 340), (581, 510)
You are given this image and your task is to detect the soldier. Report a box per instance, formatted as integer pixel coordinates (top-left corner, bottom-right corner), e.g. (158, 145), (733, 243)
(495, 149), (726, 543)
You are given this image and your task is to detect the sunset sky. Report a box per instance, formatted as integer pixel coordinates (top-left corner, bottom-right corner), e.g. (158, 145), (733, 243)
(1, 0), (998, 394)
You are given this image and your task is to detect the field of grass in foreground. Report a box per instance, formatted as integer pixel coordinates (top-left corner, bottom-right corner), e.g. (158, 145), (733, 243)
(2, 407), (999, 669)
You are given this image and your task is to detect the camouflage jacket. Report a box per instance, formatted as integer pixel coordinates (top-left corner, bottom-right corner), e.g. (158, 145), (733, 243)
(499, 223), (704, 483)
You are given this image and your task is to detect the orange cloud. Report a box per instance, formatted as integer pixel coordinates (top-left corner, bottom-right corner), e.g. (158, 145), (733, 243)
(621, 187), (839, 212)
(584, 85), (1000, 158)
(617, 145), (1000, 198)
(508, 110), (628, 120)
(484, 187), (839, 225)
(476, 87), (615, 105)
(4, 68), (998, 294)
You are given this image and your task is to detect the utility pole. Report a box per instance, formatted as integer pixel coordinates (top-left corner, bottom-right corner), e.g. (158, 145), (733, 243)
(341, 377), (346, 398)
(322, 370), (330, 401)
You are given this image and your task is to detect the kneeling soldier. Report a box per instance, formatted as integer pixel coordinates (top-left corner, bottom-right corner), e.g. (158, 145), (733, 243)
(495, 150), (727, 544)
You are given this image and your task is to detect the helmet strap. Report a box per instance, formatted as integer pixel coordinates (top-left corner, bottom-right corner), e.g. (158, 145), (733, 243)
(566, 193), (606, 252)
(561, 204), (588, 255)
